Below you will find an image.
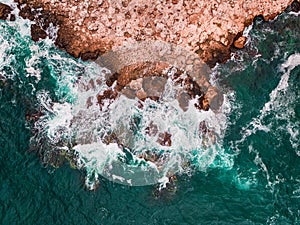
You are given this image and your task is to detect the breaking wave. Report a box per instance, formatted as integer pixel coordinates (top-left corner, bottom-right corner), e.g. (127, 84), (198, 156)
(33, 62), (234, 189)
(0, 4), (235, 189)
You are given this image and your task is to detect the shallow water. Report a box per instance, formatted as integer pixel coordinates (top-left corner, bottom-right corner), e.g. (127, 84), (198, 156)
(0, 4), (299, 224)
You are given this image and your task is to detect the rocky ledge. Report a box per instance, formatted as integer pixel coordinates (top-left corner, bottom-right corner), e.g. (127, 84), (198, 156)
(13, 0), (299, 67)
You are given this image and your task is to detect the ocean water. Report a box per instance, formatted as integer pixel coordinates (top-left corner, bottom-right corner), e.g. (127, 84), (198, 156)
(0, 3), (299, 224)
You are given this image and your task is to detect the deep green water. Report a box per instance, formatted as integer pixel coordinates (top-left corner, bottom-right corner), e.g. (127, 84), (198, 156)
(0, 6), (299, 225)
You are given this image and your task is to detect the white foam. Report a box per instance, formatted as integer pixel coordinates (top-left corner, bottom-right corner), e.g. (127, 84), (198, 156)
(238, 53), (300, 146)
(288, 11), (300, 17)
(1, 0), (33, 37)
(0, 10), (55, 82)
(34, 63), (233, 188)
(281, 53), (300, 72)
(243, 24), (253, 38)
(231, 53), (300, 191)
(74, 142), (124, 173)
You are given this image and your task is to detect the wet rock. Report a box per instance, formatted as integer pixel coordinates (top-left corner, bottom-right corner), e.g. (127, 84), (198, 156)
(121, 87), (136, 99)
(145, 122), (159, 136)
(31, 24), (47, 41)
(157, 132), (172, 146)
(97, 63), (210, 111)
(80, 50), (101, 61)
(129, 78), (143, 90)
(177, 91), (191, 111)
(97, 89), (119, 110)
(86, 96), (94, 108)
(201, 97), (210, 111)
(138, 150), (159, 163)
(194, 95), (209, 111)
(136, 89), (147, 100)
(117, 62), (169, 87)
(153, 175), (177, 198)
(291, 0), (300, 12)
(233, 36), (247, 49)
(0, 3), (14, 21)
(143, 76), (166, 99)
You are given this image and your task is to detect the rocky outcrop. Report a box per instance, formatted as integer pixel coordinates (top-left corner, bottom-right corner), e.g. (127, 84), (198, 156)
(31, 24), (47, 42)
(14, 0), (298, 114)
(16, 0), (296, 67)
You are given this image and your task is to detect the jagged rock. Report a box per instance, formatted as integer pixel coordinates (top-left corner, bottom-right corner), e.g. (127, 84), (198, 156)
(157, 132), (172, 147)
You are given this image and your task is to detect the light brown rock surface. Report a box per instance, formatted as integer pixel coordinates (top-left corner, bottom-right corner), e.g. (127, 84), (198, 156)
(17, 0), (296, 66)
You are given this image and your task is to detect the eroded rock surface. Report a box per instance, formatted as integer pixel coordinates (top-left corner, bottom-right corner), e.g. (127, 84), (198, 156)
(16, 0), (296, 66)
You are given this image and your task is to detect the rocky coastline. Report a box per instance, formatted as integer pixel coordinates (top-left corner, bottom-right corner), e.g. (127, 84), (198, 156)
(0, 0), (298, 130)
(0, 1), (298, 66)
(9, 0), (298, 66)
(0, 0), (299, 189)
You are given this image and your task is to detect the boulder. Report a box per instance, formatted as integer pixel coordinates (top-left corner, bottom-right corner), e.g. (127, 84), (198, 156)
(31, 24), (47, 42)
(233, 36), (247, 49)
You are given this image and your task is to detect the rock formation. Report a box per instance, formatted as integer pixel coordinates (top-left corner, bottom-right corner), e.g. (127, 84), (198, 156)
(11, 0), (298, 185)
(11, 0), (298, 114)
(16, 0), (297, 66)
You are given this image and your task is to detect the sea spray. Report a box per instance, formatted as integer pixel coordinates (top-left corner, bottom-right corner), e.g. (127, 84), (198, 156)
(36, 65), (234, 188)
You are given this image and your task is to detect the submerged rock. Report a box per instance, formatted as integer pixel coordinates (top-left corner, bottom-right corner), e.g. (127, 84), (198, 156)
(97, 64), (210, 112)
(291, 0), (300, 12)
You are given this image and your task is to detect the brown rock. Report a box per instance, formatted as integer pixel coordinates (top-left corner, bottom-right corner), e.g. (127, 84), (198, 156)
(157, 132), (172, 147)
(15, 0), (294, 66)
(97, 89), (119, 110)
(31, 24), (47, 42)
(201, 98), (210, 111)
(233, 36), (247, 49)
(136, 89), (147, 100)
(0, 3), (13, 21)
(116, 62), (169, 87)
(145, 122), (158, 136)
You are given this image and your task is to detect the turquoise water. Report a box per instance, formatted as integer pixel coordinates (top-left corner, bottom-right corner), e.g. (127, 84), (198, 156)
(0, 7), (299, 225)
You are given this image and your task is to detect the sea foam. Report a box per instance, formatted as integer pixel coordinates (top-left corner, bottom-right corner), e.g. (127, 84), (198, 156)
(34, 61), (234, 188)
